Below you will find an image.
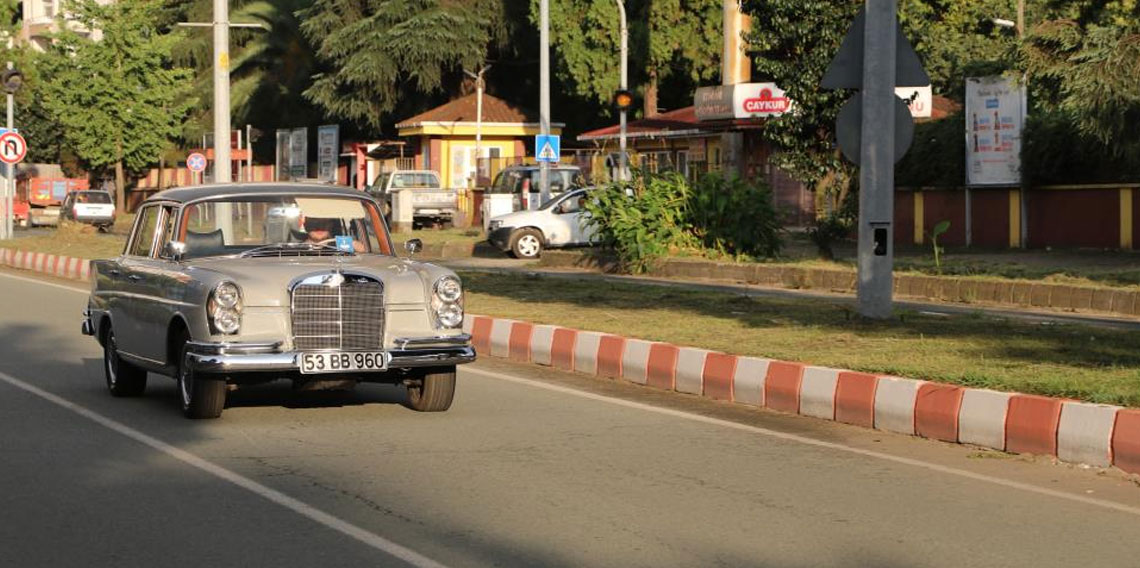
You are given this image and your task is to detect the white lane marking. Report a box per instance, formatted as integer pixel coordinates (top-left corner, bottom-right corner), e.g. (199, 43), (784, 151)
(10, 265), (1140, 517)
(0, 370), (447, 568)
(464, 366), (1140, 518)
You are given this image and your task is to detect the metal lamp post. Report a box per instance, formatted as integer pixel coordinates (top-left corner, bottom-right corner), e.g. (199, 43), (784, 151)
(994, 2), (1028, 248)
(464, 65), (490, 188)
(616, 0), (628, 181)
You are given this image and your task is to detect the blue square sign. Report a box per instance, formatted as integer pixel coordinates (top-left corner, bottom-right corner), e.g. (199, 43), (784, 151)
(335, 235), (355, 252)
(535, 134), (560, 163)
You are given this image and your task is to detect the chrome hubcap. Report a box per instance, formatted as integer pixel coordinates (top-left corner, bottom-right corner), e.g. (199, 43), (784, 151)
(517, 235), (540, 257)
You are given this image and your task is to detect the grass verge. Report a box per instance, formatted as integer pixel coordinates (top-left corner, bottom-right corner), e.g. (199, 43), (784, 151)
(461, 271), (1140, 407)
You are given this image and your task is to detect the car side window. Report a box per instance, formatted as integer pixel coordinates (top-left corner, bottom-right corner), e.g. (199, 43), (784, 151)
(157, 205), (177, 254)
(127, 205), (161, 257)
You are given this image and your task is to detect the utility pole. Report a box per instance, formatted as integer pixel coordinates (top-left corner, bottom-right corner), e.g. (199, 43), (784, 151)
(856, 0), (898, 319)
(464, 66), (490, 187)
(213, 0), (231, 185)
(616, 0), (628, 181)
(3, 59), (18, 240)
(538, 0), (551, 207)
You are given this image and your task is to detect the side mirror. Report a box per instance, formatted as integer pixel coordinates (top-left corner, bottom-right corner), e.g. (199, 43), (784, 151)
(162, 241), (187, 261)
(405, 238), (423, 256)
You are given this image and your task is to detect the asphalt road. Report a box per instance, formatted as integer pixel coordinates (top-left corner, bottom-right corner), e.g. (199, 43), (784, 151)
(3, 267), (1140, 567)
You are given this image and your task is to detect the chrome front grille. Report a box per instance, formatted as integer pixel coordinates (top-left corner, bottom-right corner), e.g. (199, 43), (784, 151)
(291, 276), (385, 350)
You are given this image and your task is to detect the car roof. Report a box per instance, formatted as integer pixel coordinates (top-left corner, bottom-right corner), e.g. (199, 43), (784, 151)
(145, 182), (368, 204)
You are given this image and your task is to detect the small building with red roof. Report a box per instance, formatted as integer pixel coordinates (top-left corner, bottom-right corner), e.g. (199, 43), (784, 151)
(394, 93), (563, 189)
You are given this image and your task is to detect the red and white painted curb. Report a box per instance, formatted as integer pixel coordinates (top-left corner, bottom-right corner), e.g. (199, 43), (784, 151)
(465, 314), (1139, 474)
(3, 248), (1135, 474)
(0, 249), (90, 281)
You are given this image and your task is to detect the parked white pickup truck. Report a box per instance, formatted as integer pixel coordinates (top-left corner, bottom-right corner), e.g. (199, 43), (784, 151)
(366, 170), (459, 227)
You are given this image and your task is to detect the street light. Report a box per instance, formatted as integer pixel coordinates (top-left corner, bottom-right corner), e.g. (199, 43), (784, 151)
(615, 0), (628, 182)
(993, 4), (1028, 248)
(463, 65), (490, 188)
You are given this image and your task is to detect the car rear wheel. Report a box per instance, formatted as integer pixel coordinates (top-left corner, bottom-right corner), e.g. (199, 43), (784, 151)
(103, 328), (147, 397)
(177, 338), (226, 419)
(510, 228), (543, 259)
(406, 366), (456, 412)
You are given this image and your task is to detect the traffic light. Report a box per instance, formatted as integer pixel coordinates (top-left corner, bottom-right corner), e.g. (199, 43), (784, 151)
(613, 89), (634, 111)
(1, 69), (23, 94)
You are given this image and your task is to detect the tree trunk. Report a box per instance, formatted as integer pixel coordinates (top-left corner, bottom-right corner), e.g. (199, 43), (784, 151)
(644, 68), (659, 118)
(114, 160), (126, 212)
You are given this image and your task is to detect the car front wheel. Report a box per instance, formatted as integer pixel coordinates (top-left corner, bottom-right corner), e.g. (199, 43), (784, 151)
(510, 228), (544, 259)
(405, 366), (456, 412)
(177, 339), (227, 419)
(103, 328), (147, 397)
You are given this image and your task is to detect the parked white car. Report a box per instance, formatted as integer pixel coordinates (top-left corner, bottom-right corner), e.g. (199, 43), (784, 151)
(486, 188), (596, 258)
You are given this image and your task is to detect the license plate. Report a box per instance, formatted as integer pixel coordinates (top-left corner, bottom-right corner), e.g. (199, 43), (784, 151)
(299, 351), (388, 374)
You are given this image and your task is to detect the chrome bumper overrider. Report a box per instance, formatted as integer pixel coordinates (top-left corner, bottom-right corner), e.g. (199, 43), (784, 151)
(184, 334), (475, 374)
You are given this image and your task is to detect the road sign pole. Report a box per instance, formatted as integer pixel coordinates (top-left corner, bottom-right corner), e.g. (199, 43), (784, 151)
(538, 0), (550, 208)
(856, 0), (898, 319)
(5, 61), (13, 240)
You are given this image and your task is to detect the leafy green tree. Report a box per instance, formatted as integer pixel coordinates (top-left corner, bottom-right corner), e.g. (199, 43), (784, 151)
(1020, 16), (1140, 155)
(39, 0), (196, 210)
(299, 0), (507, 132)
(741, 0), (860, 195)
(166, 0), (324, 148)
(538, 0), (720, 116)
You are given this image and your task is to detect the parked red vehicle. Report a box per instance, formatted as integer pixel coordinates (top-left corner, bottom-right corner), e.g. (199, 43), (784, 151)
(20, 177), (90, 227)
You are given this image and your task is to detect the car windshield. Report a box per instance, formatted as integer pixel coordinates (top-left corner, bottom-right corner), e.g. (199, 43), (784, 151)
(539, 191), (583, 211)
(487, 168), (580, 194)
(179, 195), (391, 259)
(75, 191), (112, 204)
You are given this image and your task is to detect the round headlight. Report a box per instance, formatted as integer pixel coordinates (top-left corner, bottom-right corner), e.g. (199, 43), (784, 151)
(214, 282), (241, 309)
(436, 303), (463, 328)
(211, 307), (241, 334)
(434, 276), (462, 303)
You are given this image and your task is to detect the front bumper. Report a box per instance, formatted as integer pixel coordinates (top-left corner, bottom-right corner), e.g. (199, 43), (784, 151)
(184, 334), (476, 374)
(488, 226), (513, 250)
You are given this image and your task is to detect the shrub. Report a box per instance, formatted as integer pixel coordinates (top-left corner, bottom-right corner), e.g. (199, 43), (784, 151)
(584, 171), (782, 273)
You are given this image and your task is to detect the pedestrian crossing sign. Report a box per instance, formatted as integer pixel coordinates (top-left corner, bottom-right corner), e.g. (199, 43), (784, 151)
(535, 134), (560, 163)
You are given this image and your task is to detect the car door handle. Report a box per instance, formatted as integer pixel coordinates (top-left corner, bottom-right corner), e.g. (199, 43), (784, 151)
(127, 274), (142, 282)
(108, 269), (121, 277)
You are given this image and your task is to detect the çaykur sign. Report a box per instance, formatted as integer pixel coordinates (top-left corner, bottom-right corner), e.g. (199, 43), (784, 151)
(695, 82), (933, 122)
(694, 83), (793, 121)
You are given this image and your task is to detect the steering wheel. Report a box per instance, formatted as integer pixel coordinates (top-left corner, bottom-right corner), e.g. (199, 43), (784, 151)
(312, 238), (338, 247)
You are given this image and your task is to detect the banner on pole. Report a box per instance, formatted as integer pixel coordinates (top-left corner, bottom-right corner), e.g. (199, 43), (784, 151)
(317, 125), (339, 183)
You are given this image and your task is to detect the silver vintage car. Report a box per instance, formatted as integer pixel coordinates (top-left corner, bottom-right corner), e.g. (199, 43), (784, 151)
(82, 183), (475, 419)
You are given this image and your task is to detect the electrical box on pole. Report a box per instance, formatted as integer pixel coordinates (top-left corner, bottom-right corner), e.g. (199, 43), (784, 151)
(820, 1), (929, 319)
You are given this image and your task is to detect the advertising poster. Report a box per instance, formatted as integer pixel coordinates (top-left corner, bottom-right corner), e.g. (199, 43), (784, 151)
(275, 129), (291, 181)
(317, 125), (340, 183)
(965, 76), (1024, 186)
(289, 127), (308, 179)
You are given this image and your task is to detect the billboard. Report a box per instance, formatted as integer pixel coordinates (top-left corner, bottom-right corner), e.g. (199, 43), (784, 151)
(965, 76), (1024, 186)
(289, 128), (308, 179)
(317, 125), (340, 183)
(694, 83), (793, 121)
(275, 129), (291, 181)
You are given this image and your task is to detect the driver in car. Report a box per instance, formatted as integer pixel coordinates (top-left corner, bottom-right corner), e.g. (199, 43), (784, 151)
(303, 217), (366, 252)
